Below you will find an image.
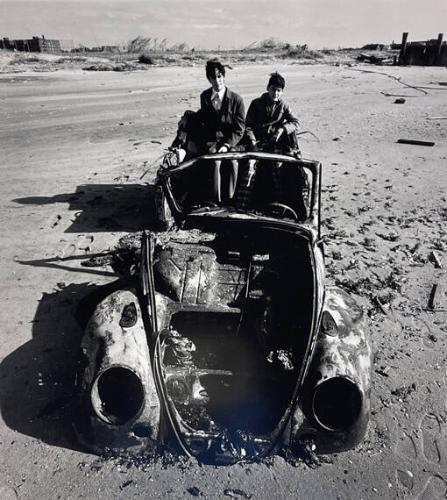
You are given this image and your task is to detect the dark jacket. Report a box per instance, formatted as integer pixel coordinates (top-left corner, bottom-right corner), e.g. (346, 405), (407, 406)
(198, 87), (245, 149)
(246, 93), (299, 144)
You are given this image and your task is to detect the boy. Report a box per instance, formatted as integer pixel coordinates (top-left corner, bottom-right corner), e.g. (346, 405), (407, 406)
(236, 73), (305, 218)
(246, 72), (299, 152)
(172, 60), (245, 202)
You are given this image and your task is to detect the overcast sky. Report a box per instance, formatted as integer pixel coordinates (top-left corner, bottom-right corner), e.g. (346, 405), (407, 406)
(0, 0), (445, 49)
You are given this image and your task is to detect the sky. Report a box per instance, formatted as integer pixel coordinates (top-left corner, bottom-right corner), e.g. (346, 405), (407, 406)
(0, 0), (445, 50)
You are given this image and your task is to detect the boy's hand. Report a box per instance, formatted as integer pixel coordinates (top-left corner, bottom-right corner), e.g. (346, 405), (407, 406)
(272, 127), (284, 143)
(168, 147), (186, 163)
(217, 144), (229, 153)
(250, 141), (259, 152)
(207, 143), (218, 153)
(175, 148), (187, 163)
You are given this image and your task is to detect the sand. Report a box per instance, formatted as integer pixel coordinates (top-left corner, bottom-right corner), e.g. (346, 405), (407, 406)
(0, 62), (446, 499)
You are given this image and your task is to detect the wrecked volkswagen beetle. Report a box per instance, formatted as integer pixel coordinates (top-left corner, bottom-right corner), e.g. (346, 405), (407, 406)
(75, 152), (372, 464)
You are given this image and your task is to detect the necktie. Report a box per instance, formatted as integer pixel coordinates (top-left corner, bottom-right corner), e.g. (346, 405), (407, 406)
(212, 93), (221, 111)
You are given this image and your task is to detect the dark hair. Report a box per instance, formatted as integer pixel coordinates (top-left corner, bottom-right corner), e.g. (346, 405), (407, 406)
(206, 59), (226, 79)
(268, 72), (285, 89)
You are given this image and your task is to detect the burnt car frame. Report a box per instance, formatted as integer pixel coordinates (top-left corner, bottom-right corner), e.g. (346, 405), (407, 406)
(75, 152), (371, 464)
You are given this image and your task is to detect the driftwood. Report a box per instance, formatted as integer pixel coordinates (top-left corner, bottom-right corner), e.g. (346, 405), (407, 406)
(428, 283), (439, 310)
(430, 250), (442, 269)
(397, 139), (435, 147)
(374, 296), (388, 315)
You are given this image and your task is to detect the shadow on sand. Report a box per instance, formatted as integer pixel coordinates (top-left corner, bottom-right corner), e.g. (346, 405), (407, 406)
(12, 183), (158, 233)
(2, 183), (158, 450)
(0, 280), (126, 452)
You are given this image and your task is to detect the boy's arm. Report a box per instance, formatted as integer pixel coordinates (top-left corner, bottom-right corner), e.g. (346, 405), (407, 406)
(282, 103), (300, 134)
(245, 100), (258, 145)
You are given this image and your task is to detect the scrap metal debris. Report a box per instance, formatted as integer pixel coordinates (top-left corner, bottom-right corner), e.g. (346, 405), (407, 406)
(267, 349), (294, 370)
(295, 435), (321, 468)
(357, 53), (394, 65)
(187, 486), (203, 497)
(163, 329), (196, 367)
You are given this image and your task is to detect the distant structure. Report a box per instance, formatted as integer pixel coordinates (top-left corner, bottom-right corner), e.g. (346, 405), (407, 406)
(0, 35), (62, 53)
(398, 32), (446, 66)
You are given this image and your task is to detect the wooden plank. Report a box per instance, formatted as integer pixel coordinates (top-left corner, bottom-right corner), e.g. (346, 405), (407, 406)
(397, 139), (435, 146)
(399, 32), (409, 65)
(436, 33), (444, 65)
(428, 283), (438, 310)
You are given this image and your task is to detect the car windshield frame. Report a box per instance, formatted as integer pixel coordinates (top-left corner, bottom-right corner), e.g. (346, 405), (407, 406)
(158, 152), (321, 232)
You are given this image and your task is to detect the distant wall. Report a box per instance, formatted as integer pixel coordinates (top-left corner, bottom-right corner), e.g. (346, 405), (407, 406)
(398, 33), (446, 66)
(400, 42), (446, 66)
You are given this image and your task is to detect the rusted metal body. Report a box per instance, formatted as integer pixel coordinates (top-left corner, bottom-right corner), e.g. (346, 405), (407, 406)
(75, 152), (371, 462)
(292, 286), (371, 453)
(75, 289), (160, 454)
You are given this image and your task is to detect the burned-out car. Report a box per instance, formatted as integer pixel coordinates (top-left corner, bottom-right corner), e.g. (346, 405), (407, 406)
(75, 152), (371, 464)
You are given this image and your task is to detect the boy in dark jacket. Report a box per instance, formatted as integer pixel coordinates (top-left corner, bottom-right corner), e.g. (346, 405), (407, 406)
(171, 60), (245, 203)
(246, 72), (299, 152)
(235, 73), (306, 218)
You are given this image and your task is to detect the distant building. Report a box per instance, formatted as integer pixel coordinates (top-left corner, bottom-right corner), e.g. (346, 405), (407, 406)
(0, 35), (61, 53)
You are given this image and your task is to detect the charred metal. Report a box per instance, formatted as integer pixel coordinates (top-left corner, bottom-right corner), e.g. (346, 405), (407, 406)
(74, 152), (372, 463)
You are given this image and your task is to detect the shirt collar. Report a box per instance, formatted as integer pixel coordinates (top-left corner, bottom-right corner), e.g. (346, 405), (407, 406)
(211, 87), (226, 102)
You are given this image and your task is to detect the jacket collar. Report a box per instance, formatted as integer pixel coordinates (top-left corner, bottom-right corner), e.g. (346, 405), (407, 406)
(261, 92), (282, 106)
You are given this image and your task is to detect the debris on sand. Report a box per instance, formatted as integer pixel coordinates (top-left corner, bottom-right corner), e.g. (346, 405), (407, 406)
(187, 486), (203, 497)
(223, 488), (253, 499)
(83, 62), (145, 72)
(391, 383), (416, 401)
(394, 98), (406, 104)
(429, 250), (442, 269)
(397, 139), (435, 147)
(81, 254), (113, 268)
(120, 480), (134, 490)
(267, 349), (294, 371)
(357, 52), (394, 65)
(375, 366), (391, 377)
(427, 283), (440, 310)
(376, 231), (400, 242)
(374, 296), (389, 315)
